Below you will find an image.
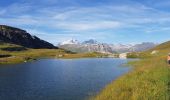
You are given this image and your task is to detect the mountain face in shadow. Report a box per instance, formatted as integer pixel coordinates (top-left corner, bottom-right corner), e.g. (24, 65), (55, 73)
(0, 25), (56, 49)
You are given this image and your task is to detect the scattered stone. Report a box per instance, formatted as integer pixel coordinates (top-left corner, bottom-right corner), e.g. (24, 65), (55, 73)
(119, 53), (127, 58)
(151, 50), (159, 55)
(58, 54), (64, 57)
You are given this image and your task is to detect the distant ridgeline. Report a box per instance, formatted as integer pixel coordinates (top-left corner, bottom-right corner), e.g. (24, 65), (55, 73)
(0, 25), (56, 49)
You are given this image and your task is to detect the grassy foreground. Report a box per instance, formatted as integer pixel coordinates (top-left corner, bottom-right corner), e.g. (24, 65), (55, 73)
(0, 43), (108, 64)
(93, 42), (170, 100)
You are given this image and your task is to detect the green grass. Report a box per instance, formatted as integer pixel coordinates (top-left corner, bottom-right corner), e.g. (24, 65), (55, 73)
(93, 42), (170, 100)
(0, 43), (108, 64)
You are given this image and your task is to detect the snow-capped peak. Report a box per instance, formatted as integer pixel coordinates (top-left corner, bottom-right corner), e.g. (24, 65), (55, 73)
(59, 39), (79, 45)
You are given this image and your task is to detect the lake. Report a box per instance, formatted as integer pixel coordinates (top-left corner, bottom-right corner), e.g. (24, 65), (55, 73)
(0, 58), (133, 100)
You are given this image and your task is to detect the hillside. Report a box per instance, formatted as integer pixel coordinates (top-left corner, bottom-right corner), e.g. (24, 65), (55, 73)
(0, 25), (55, 49)
(93, 41), (170, 100)
(149, 41), (170, 51)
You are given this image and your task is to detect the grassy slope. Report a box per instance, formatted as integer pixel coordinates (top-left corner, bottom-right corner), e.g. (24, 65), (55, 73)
(0, 43), (107, 64)
(93, 42), (170, 100)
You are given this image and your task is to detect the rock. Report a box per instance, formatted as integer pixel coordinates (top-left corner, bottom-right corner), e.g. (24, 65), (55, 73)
(151, 50), (159, 55)
(58, 54), (64, 58)
(119, 53), (127, 58)
(82, 39), (98, 44)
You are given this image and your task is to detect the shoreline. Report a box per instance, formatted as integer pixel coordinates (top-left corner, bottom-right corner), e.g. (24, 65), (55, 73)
(0, 43), (110, 65)
(0, 52), (111, 65)
(0, 55), (122, 65)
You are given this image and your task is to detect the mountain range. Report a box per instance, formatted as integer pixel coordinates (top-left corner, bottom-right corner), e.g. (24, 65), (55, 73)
(0, 25), (157, 53)
(59, 39), (157, 53)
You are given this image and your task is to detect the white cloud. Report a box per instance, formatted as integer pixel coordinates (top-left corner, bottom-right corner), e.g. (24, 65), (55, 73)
(1, 0), (170, 43)
(1, 2), (170, 29)
(54, 21), (122, 31)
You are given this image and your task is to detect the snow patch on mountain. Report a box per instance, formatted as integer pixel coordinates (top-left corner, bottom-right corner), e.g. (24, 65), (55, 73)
(59, 39), (79, 45)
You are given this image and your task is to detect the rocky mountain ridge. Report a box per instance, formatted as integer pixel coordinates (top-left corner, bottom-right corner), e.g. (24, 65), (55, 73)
(0, 25), (56, 49)
(59, 39), (157, 53)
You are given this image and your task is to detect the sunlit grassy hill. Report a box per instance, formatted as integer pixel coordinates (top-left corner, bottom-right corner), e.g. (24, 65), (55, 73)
(93, 41), (170, 100)
(150, 41), (170, 51)
(0, 42), (65, 64)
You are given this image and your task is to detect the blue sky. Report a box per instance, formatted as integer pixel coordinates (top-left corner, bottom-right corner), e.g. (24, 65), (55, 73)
(1, 0), (170, 44)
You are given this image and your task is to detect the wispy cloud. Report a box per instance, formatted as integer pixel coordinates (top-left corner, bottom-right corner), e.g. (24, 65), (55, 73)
(54, 21), (122, 31)
(1, 0), (170, 44)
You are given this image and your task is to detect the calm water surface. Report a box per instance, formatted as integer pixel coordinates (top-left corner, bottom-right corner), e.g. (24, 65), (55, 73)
(0, 58), (133, 100)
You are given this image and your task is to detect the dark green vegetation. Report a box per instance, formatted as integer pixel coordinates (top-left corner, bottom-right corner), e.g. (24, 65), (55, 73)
(0, 43), (108, 64)
(93, 41), (170, 100)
